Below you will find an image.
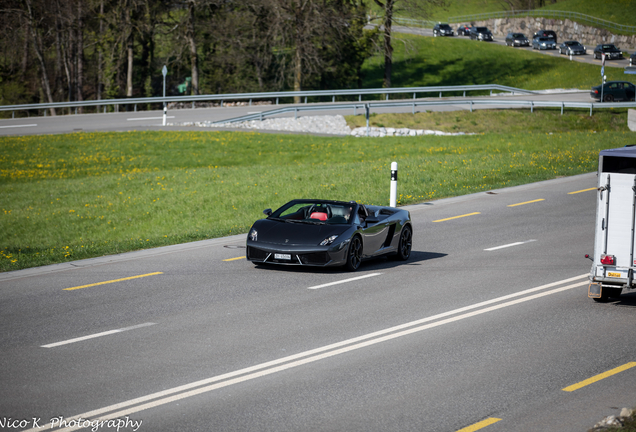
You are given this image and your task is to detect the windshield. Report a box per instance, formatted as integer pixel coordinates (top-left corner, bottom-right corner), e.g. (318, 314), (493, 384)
(513, 33), (524, 38)
(476, 27), (488, 32)
(440, 25), (451, 30)
(270, 201), (354, 225)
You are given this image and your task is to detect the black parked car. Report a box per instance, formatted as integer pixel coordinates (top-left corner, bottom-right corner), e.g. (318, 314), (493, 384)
(593, 44), (623, 60)
(590, 81), (635, 102)
(532, 36), (556, 50)
(559, 40), (586, 55)
(505, 32), (529, 47)
(533, 30), (557, 43)
(631, 52), (636, 66)
(433, 23), (454, 37)
(456, 24), (471, 36)
(469, 26), (493, 41)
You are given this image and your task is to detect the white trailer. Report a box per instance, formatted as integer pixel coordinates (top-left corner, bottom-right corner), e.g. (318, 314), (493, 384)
(588, 146), (636, 301)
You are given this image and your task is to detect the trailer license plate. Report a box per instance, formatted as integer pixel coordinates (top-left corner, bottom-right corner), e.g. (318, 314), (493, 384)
(608, 272), (621, 278)
(275, 253), (292, 260)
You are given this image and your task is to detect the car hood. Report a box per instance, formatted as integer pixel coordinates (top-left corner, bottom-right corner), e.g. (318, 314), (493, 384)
(251, 219), (350, 246)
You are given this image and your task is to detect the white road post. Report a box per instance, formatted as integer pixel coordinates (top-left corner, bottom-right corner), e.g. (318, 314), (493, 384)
(390, 162), (398, 207)
(162, 65), (168, 126)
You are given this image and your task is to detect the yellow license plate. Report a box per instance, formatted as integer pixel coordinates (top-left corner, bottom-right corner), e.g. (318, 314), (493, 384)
(608, 272), (621, 278)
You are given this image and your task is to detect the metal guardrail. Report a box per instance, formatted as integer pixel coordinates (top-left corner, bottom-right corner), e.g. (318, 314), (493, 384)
(0, 85), (536, 117)
(211, 97), (631, 126)
(393, 17), (437, 29)
(449, 10), (636, 34)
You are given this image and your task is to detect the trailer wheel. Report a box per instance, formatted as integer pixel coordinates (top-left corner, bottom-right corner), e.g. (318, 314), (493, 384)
(593, 287), (622, 302)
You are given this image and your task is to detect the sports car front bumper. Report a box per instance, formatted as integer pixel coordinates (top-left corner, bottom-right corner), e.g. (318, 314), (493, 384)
(246, 240), (349, 267)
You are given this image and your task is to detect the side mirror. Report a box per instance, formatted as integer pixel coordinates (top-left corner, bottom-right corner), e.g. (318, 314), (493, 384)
(263, 208), (272, 216)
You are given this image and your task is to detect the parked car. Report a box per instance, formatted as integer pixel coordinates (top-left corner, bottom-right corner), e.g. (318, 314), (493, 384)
(456, 24), (471, 36)
(532, 36), (557, 50)
(433, 23), (454, 37)
(469, 26), (493, 41)
(559, 40), (586, 55)
(505, 32), (529, 47)
(631, 52), (636, 66)
(593, 44), (623, 60)
(590, 81), (636, 102)
(533, 30), (557, 43)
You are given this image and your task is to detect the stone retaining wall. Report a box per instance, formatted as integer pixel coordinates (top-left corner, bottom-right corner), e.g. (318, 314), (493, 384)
(464, 17), (636, 50)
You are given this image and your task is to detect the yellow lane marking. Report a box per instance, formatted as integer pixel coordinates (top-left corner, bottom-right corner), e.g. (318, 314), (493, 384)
(568, 187), (597, 195)
(562, 362), (636, 392)
(223, 256), (246, 262)
(433, 212), (481, 222)
(457, 417), (502, 432)
(507, 199), (545, 207)
(64, 272), (163, 291)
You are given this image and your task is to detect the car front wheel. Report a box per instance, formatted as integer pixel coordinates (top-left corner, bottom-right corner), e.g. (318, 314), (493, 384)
(345, 236), (362, 271)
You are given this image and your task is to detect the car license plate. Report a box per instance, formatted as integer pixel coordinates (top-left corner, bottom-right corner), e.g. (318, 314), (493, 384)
(275, 253), (292, 260)
(608, 272), (621, 278)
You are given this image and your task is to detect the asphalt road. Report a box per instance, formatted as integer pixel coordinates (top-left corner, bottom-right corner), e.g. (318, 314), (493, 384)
(0, 90), (595, 137)
(2, 172), (635, 432)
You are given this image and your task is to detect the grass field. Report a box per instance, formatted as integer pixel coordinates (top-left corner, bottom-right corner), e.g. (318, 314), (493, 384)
(1, 108), (632, 272)
(360, 33), (628, 91)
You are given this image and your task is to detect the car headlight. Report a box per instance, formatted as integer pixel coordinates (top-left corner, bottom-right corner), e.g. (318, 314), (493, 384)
(320, 235), (339, 246)
(249, 229), (257, 242)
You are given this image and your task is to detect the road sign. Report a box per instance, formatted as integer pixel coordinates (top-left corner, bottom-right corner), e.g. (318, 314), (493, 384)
(162, 65), (167, 77)
(601, 66), (605, 77)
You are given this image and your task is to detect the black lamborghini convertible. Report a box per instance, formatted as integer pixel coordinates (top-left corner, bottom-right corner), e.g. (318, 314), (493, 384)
(246, 199), (413, 271)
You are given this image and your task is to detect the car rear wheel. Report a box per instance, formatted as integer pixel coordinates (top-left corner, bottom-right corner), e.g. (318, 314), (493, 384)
(345, 236), (362, 271)
(604, 94), (614, 102)
(395, 225), (412, 261)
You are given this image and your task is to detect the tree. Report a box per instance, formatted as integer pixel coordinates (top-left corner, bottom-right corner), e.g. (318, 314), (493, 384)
(372, 0), (445, 88)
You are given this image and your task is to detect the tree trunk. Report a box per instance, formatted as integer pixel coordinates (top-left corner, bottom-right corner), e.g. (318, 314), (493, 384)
(97, 0), (104, 101)
(24, 0), (56, 116)
(382, 0), (393, 89)
(187, 1), (199, 95)
(76, 0), (84, 112)
(127, 33), (134, 97)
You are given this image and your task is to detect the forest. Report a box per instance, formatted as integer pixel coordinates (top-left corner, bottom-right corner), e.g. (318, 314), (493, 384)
(0, 0), (388, 111)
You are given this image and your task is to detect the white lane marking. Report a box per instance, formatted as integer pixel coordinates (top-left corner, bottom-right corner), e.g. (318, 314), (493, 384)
(31, 274), (588, 432)
(126, 116), (175, 121)
(307, 273), (382, 290)
(43, 273), (588, 432)
(0, 124), (37, 129)
(247, 111), (262, 114)
(485, 239), (537, 251)
(41, 323), (156, 348)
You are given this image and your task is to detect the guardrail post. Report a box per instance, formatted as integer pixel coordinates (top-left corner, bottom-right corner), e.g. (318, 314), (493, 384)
(413, 93), (416, 99)
(192, 101), (195, 109)
(412, 102), (415, 115)
(561, 102), (564, 115)
(439, 92), (442, 98)
(305, 97), (307, 104)
(470, 101), (473, 112)
(386, 94), (388, 101)
(463, 91), (466, 97)
(359, 95), (361, 102)
(590, 104), (593, 116)
(276, 97), (279, 105)
(295, 107), (298, 120)
(531, 101), (533, 113)
(249, 99), (252, 106)
(332, 95), (335, 103)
